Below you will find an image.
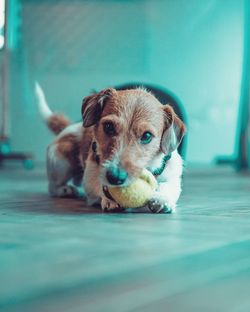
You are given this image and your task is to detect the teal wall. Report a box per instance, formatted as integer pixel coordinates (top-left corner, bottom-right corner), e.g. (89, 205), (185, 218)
(8, 0), (244, 164)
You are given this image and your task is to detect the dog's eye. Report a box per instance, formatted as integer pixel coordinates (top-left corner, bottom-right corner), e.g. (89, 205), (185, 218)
(140, 131), (153, 144)
(103, 122), (116, 136)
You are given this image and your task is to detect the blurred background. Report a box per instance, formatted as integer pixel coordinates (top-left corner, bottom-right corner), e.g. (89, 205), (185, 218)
(0, 0), (247, 166)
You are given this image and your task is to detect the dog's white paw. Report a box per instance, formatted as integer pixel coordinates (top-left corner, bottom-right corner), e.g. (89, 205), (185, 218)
(147, 193), (175, 214)
(101, 197), (123, 212)
(54, 185), (80, 198)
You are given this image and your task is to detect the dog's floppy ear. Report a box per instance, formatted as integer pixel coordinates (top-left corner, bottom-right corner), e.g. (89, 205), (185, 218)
(161, 104), (186, 154)
(81, 88), (115, 127)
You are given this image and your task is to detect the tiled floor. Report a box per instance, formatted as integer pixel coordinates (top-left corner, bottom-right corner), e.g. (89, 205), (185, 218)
(0, 165), (250, 312)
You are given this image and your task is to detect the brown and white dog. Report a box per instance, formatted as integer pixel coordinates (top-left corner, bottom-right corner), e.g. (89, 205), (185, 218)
(36, 83), (186, 213)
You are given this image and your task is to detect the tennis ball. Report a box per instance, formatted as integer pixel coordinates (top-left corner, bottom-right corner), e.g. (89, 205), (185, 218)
(107, 169), (157, 208)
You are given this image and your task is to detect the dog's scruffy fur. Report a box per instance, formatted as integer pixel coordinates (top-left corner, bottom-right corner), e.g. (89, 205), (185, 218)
(36, 83), (186, 212)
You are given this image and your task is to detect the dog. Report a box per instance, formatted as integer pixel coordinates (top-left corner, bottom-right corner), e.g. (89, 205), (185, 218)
(36, 83), (186, 213)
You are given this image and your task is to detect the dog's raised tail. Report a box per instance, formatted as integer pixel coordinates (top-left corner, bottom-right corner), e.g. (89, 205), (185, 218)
(35, 82), (70, 135)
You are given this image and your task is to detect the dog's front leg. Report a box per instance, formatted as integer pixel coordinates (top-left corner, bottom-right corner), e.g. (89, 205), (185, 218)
(147, 179), (182, 213)
(86, 187), (123, 212)
(83, 159), (123, 212)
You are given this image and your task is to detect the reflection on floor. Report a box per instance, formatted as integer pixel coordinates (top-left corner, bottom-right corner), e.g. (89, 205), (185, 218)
(0, 165), (250, 312)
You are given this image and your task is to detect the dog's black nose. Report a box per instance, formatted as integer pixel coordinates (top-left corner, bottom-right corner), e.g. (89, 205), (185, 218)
(106, 167), (128, 185)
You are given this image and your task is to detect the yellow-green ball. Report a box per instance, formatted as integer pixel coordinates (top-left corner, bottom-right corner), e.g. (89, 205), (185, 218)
(108, 169), (157, 208)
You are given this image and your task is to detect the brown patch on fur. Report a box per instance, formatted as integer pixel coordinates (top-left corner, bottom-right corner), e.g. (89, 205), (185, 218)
(82, 88), (116, 127)
(47, 114), (70, 135)
(57, 134), (81, 168)
(56, 127), (90, 165)
(55, 127), (93, 180)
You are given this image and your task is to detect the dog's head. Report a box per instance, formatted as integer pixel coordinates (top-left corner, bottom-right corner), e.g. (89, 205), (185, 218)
(82, 88), (185, 186)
